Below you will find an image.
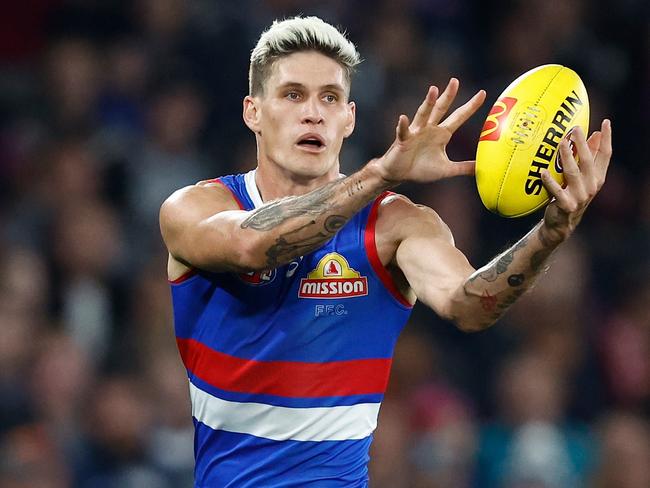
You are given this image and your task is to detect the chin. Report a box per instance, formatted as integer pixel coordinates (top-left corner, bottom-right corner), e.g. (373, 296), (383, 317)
(285, 154), (337, 179)
(298, 162), (338, 180)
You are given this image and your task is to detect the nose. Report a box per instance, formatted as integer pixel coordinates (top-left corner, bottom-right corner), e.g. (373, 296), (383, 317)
(301, 96), (324, 125)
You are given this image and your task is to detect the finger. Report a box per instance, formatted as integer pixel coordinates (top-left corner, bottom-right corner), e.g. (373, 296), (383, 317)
(411, 86), (439, 129)
(570, 126), (594, 178)
(446, 160), (475, 177)
(428, 78), (459, 125)
(396, 114), (410, 142)
(595, 119), (612, 169)
(439, 90), (487, 133)
(541, 169), (570, 206)
(586, 130), (601, 155)
(558, 137), (582, 185)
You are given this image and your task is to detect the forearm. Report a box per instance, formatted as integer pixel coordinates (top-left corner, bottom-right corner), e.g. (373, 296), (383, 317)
(241, 163), (392, 269)
(451, 220), (564, 331)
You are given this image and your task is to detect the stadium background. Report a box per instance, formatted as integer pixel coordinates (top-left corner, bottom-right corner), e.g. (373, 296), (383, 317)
(0, 0), (648, 487)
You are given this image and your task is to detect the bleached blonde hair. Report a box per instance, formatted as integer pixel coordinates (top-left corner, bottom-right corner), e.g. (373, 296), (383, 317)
(249, 16), (361, 96)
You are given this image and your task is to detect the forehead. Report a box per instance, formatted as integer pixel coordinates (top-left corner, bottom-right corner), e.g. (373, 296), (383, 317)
(267, 51), (348, 91)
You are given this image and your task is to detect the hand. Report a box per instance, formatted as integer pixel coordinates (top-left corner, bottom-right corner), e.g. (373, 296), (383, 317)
(373, 78), (486, 183)
(541, 119), (612, 242)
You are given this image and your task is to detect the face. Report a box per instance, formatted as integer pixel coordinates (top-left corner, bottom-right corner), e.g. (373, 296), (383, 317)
(244, 51), (356, 180)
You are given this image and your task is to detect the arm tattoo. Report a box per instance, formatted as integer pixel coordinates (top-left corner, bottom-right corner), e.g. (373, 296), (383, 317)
(470, 234), (530, 283)
(347, 178), (364, 198)
(264, 215), (347, 267)
(463, 221), (562, 327)
(507, 274), (525, 286)
(480, 290), (498, 312)
(486, 287), (527, 320)
(237, 173), (384, 268)
(530, 249), (550, 272)
(241, 179), (341, 231)
(324, 215), (346, 232)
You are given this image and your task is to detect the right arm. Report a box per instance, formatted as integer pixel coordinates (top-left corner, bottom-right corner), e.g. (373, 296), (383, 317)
(159, 166), (392, 273)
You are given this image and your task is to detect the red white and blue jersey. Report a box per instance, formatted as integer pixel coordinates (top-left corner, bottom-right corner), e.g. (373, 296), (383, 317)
(170, 170), (413, 487)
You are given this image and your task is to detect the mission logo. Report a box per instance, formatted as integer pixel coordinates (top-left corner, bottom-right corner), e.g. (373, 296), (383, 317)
(299, 253), (368, 299)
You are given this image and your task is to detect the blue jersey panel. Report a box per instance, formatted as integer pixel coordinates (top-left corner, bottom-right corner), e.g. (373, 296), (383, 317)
(194, 421), (371, 488)
(171, 171), (413, 487)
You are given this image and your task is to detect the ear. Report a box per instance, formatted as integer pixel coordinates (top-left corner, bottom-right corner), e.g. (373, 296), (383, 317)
(243, 95), (261, 133)
(343, 101), (356, 138)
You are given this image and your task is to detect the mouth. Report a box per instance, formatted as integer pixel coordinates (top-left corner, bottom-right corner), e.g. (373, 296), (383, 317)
(296, 134), (326, 153)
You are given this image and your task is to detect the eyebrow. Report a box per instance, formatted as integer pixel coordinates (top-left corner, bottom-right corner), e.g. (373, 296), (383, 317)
(277, 82), (346, 93)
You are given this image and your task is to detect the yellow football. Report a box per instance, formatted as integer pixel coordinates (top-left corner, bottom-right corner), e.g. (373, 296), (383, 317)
(475, 64), (589, 217)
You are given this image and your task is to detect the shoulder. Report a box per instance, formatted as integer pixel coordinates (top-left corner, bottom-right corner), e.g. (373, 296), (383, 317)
(375, 193), (455, 246)
(159, 179), (242, 232)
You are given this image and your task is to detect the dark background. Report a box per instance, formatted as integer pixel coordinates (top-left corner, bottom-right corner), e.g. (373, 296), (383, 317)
(0, 1), (648, 487)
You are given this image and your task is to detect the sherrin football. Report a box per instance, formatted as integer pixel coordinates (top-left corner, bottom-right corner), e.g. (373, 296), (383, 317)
(475, 64), (589, 217)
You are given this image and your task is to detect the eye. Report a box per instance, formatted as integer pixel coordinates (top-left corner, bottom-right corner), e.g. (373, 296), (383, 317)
(323, 94), (338, 103)
(286, 91), (301, 101)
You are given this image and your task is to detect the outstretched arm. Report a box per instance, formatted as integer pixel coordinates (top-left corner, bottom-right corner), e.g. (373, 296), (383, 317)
(394, 119), (612, 331)
(160, 169), (391, 273)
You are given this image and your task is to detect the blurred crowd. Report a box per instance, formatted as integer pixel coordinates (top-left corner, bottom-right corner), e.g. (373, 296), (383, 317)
(0, 1), (648, 487)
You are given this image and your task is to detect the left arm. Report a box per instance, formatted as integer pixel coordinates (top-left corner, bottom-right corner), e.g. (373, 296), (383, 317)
(392, 119), (612, 331)
(389, 202), (559, 332)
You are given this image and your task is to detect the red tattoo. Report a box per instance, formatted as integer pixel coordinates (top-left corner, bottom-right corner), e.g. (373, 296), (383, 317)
(480, 290), (497, 312)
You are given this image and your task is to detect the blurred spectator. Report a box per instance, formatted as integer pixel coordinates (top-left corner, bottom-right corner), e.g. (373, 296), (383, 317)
(145, 352), (195, 486)
(477, 353), (595, 488)
(409, 384), (476, 488)
(78, 375), (170, 488)
(128, 255), (177, 363)
(591, 412), (650, 488)
(96, 38), (150, 158)
(124, 79), (210, 257)
(52, 198), (125, 361)
(371, 326), (478, 488)
(0, 422), (70, 488)
(370, 399), (413, 488)
(27, 332), (94, 481)
(0, 246), (50, 433)
(45, 38), (102, 132)
(597, 279), (650, 408)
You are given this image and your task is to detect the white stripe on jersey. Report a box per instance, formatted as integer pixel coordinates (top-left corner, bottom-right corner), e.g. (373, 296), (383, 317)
(244, 170), (264, 208)
(244, 169), (347, 210)
(190, 381), (380, 442)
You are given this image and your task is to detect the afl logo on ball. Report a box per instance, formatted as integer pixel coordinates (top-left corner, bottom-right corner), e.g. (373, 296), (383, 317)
(479, 97), (517, 142)
(239, 269), (276, 285)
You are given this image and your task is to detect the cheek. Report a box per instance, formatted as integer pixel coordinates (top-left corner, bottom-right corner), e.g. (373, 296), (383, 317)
(335, 106), (353, 129)
(332, 114), (352, 140)
(264, 107), (293, 135)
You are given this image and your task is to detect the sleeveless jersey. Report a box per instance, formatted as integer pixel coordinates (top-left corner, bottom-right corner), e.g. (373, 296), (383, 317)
(170, 170), (413, 487)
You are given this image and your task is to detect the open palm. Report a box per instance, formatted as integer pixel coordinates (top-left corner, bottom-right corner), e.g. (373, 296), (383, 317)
(377, 79), (486, 183)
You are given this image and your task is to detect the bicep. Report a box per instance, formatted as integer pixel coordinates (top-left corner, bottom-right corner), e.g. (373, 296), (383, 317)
(395, 217), (475, 319)
(159, 185), (262, 273)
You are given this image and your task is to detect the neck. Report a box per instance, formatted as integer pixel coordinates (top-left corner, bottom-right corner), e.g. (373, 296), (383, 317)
(254, 163), (342, 202)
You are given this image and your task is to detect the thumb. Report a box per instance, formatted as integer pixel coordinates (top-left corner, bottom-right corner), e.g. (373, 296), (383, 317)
(447, 160), (476, 177)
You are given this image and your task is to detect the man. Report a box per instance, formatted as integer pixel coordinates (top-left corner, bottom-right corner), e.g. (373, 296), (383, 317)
(160, 16), (611, 487)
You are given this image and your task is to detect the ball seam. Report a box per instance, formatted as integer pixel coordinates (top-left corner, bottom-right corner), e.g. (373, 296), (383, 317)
(496, 66), (564, 215)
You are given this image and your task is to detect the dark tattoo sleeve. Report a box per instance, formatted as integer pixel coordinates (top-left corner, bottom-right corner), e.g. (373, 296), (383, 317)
(469, 234), (530, 283)
(462, 220), (562, 327)
(264, 216), (347, 267)
(238, 172), (388, 268)
(241, 180), (341, 231)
